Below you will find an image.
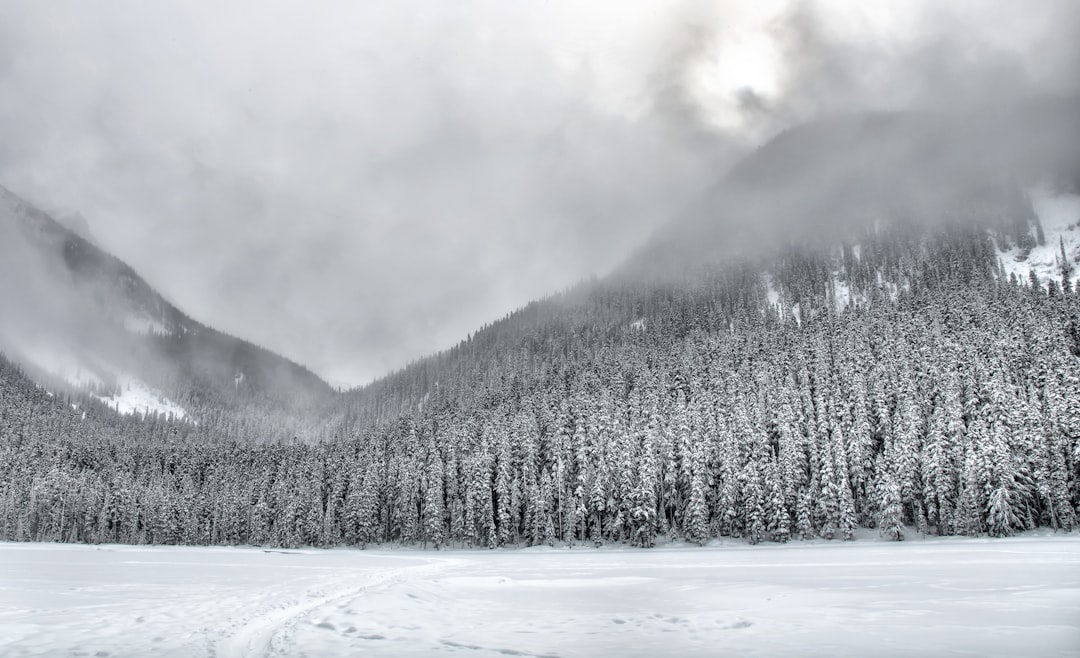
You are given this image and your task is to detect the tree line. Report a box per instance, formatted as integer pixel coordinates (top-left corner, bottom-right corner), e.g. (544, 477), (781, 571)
(3, 219), (1077, 547)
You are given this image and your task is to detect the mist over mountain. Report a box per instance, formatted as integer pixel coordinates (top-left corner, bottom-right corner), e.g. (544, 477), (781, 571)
(6, 87), (1080, 552)
(1, 0), (1080, 572)
(341, 98), (1080, 422)
(635, 96), (1080, 277)
(0, 184), (336, 442)
(6, 6), (1080, 657)
(3, 0), (1078, 385)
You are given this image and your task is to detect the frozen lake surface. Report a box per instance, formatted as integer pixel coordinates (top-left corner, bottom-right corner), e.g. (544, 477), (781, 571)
(1, 535), (1078, 657)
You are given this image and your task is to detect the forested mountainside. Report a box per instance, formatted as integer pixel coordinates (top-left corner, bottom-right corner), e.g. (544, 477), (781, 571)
(4, 220), (1079, 547)
(2, 108), (1079, 548)
(0, 184), (338, 442)
(342, 106), (1080, 427)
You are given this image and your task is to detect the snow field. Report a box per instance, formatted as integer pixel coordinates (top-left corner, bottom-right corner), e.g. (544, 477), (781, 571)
(1, 535), (1078, 658)
(94, 375), (188, 421)
(12, 341), (190, 421)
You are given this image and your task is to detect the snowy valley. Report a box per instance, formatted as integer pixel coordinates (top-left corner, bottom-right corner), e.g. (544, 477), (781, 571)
(1, 18), (1080, 653)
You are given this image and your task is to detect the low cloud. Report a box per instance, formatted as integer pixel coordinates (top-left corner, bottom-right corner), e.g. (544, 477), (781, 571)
(0, 0), (1076, 385)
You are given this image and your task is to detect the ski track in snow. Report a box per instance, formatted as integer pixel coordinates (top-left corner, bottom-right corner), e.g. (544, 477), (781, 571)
(218, 556), (464, 658)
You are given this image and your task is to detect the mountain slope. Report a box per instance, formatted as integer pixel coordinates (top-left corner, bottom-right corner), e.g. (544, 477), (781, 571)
(0, 184), (337, 440)
(634, 100), (1080, 279)
(341, 103), (1080, 426)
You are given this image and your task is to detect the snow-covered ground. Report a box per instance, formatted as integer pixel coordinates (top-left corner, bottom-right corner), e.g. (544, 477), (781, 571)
(1, 536), (1077, 658)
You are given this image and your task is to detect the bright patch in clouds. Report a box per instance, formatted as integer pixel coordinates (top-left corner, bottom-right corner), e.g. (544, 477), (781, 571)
(689, 30), (783, 132)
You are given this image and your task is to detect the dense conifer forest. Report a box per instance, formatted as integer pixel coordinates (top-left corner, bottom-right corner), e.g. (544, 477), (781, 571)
(3, 215), (1078, 548)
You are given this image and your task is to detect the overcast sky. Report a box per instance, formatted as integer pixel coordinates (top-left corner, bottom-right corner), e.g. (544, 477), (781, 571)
(1, 0), (1076, 386)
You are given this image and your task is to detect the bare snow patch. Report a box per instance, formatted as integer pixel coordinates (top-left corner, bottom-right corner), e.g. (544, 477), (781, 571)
(94, 375), (188, 420)
(11, 345), (188, 421)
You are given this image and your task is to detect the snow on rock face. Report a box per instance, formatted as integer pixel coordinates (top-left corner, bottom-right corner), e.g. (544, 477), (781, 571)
(999, 186), (1080, 287)
(95, 375), (187, 421)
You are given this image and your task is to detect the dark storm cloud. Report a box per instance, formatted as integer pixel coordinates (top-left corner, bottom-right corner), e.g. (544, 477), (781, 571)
(0, 0), (1077, 386)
